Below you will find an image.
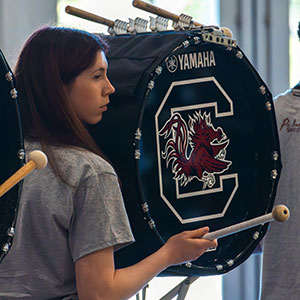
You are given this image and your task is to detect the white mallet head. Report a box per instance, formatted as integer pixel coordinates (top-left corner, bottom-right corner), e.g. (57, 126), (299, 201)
(272, 205), (290, 222)
(28, 150), (48, 170)
(221, 27), (233, 38)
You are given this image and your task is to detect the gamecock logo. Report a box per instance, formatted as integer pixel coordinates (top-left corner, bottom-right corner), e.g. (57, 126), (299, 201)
(159, 110), (231, 188)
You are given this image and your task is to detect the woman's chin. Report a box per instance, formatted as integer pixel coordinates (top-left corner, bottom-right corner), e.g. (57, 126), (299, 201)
(85, 115), (103, 125)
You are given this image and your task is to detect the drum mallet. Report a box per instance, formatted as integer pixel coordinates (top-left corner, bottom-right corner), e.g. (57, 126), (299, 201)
(203, 205), (290, 240)
(132, 0), (203, 27)
(132, 0), (233, 38)
(65, 5), (115, 27)
(0, 150), (47, 198)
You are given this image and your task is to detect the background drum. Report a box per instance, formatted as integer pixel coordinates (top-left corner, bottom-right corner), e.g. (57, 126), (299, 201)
(91, 29), (281, 276)
(0, 50), (25, 263)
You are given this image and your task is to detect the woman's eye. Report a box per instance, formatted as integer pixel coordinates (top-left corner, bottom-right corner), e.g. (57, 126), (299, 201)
(94, 74), (101, 79)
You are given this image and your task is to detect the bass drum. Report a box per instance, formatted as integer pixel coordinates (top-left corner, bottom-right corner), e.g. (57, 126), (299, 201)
(90, 29), (281, 276)
(0, 50), (25, 263)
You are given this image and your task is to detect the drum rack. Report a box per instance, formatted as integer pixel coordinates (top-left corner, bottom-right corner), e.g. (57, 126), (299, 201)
(65, 2), (233, 39)
(135, 276), (199, 300)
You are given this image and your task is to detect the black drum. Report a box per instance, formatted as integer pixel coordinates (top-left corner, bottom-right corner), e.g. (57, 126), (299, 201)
(90, 29), (281, 276)
(0, 50), (25, 263)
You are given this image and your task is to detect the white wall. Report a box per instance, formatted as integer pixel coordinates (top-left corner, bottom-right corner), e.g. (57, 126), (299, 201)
(220, 1), (289, 299)
(220, 0), (289, 97)
(0, 0), (57, 69)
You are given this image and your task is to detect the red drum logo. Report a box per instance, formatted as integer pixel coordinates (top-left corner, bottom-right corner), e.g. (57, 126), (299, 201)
(159, 111), (231, 188)
(155, 77), (238, 224)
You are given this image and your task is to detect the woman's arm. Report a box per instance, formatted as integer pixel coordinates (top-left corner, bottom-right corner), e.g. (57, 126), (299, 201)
(75, 227), (217, 300)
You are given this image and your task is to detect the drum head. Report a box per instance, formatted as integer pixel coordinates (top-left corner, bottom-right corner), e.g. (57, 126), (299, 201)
(90, 30), (281, 276)
(0, 50), (25, 263)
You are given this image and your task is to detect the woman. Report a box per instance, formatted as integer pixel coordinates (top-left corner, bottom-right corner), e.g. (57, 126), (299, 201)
(0, 27), (217, 300)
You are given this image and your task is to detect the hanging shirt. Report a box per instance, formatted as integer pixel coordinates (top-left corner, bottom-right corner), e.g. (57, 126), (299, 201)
(261, 87), (300, 300)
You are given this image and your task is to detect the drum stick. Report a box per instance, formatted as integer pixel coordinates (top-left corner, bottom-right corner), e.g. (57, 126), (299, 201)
(0, 150), (47, 198)
(65, 6), (115, 27)
(203, 205), (290, 241)
(132, 0), (204, 27)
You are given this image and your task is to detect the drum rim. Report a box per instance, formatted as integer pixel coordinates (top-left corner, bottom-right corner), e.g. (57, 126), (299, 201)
(0, 49), (25, 264)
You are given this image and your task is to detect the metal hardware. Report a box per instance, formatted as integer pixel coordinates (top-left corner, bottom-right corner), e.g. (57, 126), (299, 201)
(193, 36), (201, 44)
(182, 40), (190, 48)
(108, 19), (128, 35)
(155, 66), (162, 76)
(10, 88), (18, 99)
(127, 18), (135, 33)
(148, 219), (155, 229)
(265, 101), (272, 111)
(2, 243), (10, 253)
(7, 227), (15, 237)
(236, 51), (243, 59)
(253, 231), (260, 240)
(5, 71), (13, 82)
(226, 259), (234, 267)
(173, 13), (193, 30)
(17, 149), (25, 160)
(147, 80), (155, 90)
(259, 85), (267, 95)
(135, 128), (142, 140)
(202, 32), (237, 47)
(141, 202), (149, 213)
(203, 26), (222, 36)
(155, 276), (199, 300)
(128, 17), (148, 34)
(272, 151), (279, 161)
(149, 16), (169, 32)
(135, 149), (141, 160)
(271, 169), (278, 180)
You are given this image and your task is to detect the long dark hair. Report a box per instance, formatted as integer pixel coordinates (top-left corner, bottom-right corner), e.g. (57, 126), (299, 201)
(14, 26), (109, 182)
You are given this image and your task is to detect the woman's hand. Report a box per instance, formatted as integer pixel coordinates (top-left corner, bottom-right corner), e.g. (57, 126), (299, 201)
(160, 227), (218, 266)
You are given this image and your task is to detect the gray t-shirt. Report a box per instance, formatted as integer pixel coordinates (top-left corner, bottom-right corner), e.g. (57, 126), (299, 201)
(0, 141), (135, 299)
(260, 88), (300, 300)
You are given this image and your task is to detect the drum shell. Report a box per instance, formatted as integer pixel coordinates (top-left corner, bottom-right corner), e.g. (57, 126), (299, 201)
(90, 31), (281, 276)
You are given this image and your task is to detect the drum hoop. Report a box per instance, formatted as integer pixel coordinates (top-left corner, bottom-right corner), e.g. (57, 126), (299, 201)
(0, 50), (25, 263)
(132, 32), (281, 275)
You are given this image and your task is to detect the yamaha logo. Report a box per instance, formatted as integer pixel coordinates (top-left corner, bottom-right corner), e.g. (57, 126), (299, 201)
(166, 55), (178, 73)
(166, 51), (216, 73)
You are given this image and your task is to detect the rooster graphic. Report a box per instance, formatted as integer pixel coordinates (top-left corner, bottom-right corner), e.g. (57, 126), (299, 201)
(159, 110), (231, 188)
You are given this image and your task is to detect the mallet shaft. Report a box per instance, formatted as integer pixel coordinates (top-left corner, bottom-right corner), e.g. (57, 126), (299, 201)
(132, 0), (203, 27)
(0, 161), (36, 197)
(65, 6), (115, 27)
(203, 205), (289, 241)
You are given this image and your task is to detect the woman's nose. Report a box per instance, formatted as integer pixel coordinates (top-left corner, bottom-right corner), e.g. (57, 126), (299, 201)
(106, 78), (115, 95)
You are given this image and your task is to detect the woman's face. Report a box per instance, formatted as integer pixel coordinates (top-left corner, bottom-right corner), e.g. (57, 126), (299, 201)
(65, 51), (115, 124)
